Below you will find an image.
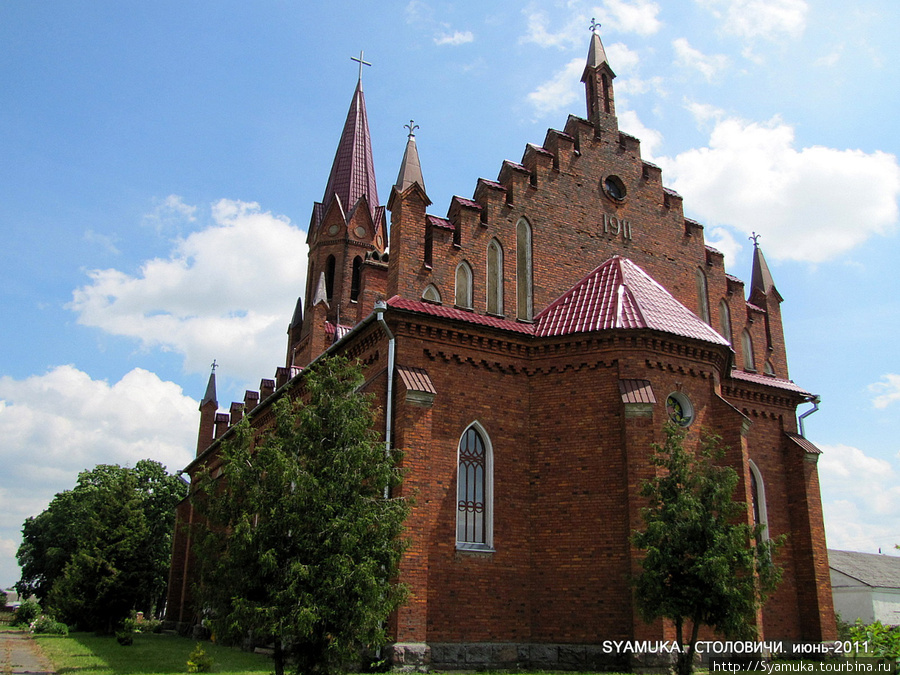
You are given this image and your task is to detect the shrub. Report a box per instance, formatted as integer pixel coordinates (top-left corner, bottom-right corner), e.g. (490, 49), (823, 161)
(187, 642), (213, 673)
(12, 598), (41, 626)
(847, 619), (900, 660)
(31, 614), (68, 635)
(115, 629), (134, 646)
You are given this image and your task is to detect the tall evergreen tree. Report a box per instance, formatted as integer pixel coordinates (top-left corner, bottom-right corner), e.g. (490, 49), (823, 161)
(632, 423), (783, 675)
(193, 356), (409, 675)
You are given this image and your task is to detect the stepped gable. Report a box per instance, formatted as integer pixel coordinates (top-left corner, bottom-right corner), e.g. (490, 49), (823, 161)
(534, 256), (730, 345)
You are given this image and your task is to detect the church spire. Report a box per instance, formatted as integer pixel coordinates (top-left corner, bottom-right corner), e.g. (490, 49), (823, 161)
(394, 121), (427, 195)
(749, 232), (781, 302)
(321, 53), (379, 219)
(581, 20), (617, 129)
(200, 361), (218, 409)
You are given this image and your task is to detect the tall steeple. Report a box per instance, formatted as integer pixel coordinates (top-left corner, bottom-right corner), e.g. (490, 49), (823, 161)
(321, 53), (379, 220)
(581, 20), (617, 132)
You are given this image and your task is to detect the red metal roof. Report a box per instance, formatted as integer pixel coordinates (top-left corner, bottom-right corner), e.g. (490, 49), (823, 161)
(386, 296), (535, 334)
(397, 366), (437, 395)
(728, 369), (813, 395)
(619, 379), (656, 404)
(322, 79), (379, 220)
(534, 256), (730, 346)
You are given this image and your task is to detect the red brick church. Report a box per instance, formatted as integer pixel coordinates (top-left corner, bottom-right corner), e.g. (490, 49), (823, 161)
(166, 30), (837, 669)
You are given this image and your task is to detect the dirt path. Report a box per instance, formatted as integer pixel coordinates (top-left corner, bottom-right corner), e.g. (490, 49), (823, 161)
(0, 628), (55, 674)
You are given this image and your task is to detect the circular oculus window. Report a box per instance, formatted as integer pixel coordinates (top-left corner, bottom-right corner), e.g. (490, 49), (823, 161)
(354, 226), (367, 238)
(666, 392), (694, 427)
(603, 175), (627, 202)
(327, 223), (340, 236)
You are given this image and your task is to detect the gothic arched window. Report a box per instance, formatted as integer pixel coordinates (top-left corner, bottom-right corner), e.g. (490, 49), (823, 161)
(422, 284), (441, 304)
(487, 238), (504, 315)
(455, 261), (473, 309)
(748, 460), (769, 540)
(719, 299), (732, 344)
(350, 256), (362, 302)
(516, 218), (533, 320)
(325, 255), (336, 303)
(742, 329), (755, 371)
(456, 423), (493, 550)
(696, 267), (710, 324)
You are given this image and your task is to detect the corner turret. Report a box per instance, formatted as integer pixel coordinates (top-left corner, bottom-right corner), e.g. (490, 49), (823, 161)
(197, 362), (218, 456)
(387, 122), (432, 300)
(581, 21), (617, 134)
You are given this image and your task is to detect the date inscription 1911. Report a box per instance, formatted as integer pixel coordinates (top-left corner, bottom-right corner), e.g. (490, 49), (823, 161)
(603, 213), (633, 241)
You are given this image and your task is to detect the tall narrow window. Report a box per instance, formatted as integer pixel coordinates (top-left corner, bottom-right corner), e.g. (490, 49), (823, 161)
(350, 256), (362, 302)
(456, 423), (493, 550)
(516, 218), (533, 320)
(487, 239), (504, 315)
(325, 255), (336, 303)
(748, 460), (769, 539)
(455, 261), (473, 309)
(742, 329), (755, 371)
(719, 299), (732, 344)
(696, 268), (710, 324)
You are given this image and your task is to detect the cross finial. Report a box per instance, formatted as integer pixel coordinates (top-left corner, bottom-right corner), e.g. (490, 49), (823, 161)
(210, 359), (218, 372)
(590, 17), (601, 34)
(351, 50), (372, 81)
(404, 120), (419, 139)
(749, 232), (761, 247)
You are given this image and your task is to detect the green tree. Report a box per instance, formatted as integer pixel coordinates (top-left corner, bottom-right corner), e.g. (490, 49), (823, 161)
(16, 460), (187, 632)
(632, 423), (783, 675)
(193, 356), (409, 675)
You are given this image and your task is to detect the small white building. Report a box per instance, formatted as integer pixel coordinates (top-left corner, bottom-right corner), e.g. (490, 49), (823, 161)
(830, 549), (900, 625)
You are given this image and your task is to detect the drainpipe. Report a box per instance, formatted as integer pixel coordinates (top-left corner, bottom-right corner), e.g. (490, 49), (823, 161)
(374, 301), (395, 498)
(798, 395), (820, 438)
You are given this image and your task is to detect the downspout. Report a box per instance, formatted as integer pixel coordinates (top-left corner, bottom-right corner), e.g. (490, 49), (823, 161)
(374, 300), (395, 498)
(798, 395), (820, 438)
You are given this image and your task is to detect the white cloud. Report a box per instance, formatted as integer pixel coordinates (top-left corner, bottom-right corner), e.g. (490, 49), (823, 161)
(520, 0), (660, 49)
(142, 194), (197, 234)
(527, 57), (584, 116)
(84, 229), (120, 255)
(697, 0), (808, 41)
(672, 38), (729, 81)
(817, 442), (900, 552)
(70, 199), (308, 383)
(617, 109), (664, 158)
(656, 116), (900, 262)
(705, 227), (742, 269)
(869, 374), (900, 410)
(603, 0), (662, 36)
(0, 365), (197, 586)
(434, 30), (474, 46)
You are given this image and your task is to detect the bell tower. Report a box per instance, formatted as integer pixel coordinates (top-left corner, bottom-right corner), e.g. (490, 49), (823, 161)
(289, 52), (387, 367)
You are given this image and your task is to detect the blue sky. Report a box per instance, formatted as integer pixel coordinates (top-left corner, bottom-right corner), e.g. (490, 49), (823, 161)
(1, 0), (899, 589)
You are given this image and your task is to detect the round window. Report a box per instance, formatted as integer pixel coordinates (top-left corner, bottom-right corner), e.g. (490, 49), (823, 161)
(603, 175), (627, 201)
(666, 392), (694, 427)
(354, 226), (367, 238)
(327, 223), (340, 236)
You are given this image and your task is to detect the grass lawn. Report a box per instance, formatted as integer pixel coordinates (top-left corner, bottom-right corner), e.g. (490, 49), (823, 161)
(34, 631), (274, 675)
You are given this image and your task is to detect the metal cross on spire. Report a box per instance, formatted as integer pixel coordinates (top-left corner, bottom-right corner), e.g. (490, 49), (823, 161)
(590, 17), (601, 33)
(351, 50), (372, 81)
(210, 359), (218, 372)
(404, 120), (419, 139)
(749, 232), (761, 247)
